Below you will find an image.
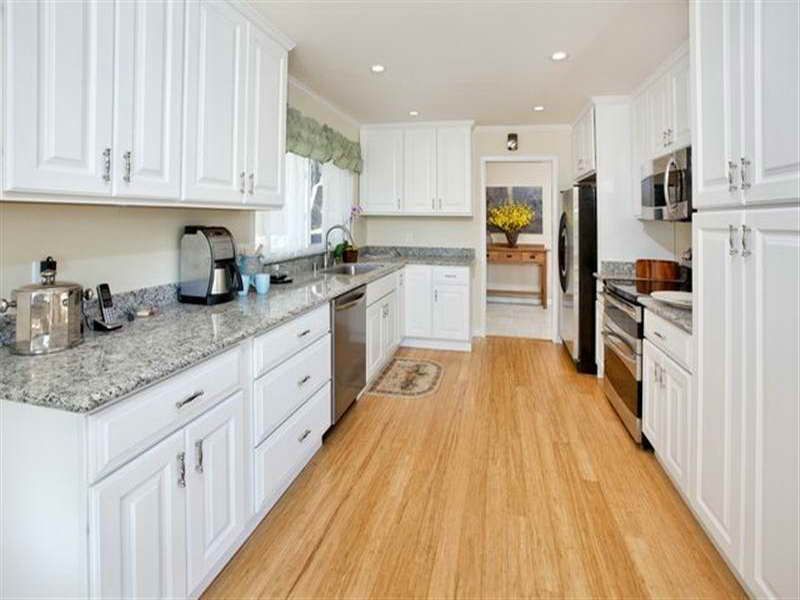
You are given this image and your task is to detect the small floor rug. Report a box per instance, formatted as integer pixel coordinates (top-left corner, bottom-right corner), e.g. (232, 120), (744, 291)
(368, 358), (443, 398)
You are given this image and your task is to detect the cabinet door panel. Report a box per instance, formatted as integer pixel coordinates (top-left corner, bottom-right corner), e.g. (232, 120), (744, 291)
(742, 0), (800, 205)
(648, 76), (669, 157)
(183, 0), (248, 204)
(366, 301), (384, 380)
(669, 53), (691, 150)
(743, 207), (800, 599)
(114, 0), (184, 200)
(4, 0), (114, 195)
(660, 352), (691, 493)
(691, 0), (743, 209)
(90, 431), (187, 599)
(642, 341), (661, 447)
(403, 128), (437, 212)
(692, 210), (745, 569)
(403, 265), (433, 338)
(360, 129), (403, 213)
(246, 25), (287, 207)
(432, 285), (469, 341)
(436, 127), (471, 213)
(185, 392), (245, 593)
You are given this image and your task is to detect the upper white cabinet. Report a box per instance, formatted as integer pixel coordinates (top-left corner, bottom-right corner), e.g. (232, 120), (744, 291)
(646, 50), (691, 157)
(360, 122), (472, 216)
(360, 128), (404, 213)
(572, 106), (596, 180)
(114, 0), (185, 200)
(4, 0), (115, 195)
(691, 0), (799, 209)
(3, 0), (292, 208)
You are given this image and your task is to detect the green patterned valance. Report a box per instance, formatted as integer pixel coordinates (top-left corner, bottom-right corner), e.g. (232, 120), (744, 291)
(286, 107), (362, 174)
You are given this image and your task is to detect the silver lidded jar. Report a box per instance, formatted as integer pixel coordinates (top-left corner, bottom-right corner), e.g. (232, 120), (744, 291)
(0, 257), (84, 355)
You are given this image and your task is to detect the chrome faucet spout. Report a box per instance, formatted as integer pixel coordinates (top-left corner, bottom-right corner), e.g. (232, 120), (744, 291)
(323, 225), (354, 270)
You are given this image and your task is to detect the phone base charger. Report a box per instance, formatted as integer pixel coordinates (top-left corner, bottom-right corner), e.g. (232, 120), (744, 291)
(93, 318), (123, 332)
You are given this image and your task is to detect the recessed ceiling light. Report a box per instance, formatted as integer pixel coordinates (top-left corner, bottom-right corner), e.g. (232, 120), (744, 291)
(551, 51), (569, 62)
(533, 105), (545, 112)
(409, 110), (419, 117)
(371, 64), (385, 73)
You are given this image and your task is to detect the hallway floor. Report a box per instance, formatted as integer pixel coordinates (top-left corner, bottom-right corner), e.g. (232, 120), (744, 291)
(486, 300), (552, 339)
(204, 338), (743, 599)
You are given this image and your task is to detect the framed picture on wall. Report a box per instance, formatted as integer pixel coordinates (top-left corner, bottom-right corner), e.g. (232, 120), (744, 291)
(486, 186), (543, 234)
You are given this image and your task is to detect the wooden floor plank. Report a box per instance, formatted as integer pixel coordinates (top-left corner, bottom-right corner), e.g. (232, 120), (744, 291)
(203, 337), (745, 600)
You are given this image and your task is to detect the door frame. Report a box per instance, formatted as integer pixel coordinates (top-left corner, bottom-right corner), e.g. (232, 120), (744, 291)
(478, 155), (560, 342)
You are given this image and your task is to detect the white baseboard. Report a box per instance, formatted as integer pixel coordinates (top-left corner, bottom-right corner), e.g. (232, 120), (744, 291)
(400, 337), (472, 352)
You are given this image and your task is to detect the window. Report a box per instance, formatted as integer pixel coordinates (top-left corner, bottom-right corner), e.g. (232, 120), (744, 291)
(255, 153), (355, 255)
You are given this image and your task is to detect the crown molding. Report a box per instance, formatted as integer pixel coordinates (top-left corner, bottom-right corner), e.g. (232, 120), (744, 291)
(235, 1), (295, 51)
(473, 123), (571, 133)
(288, 76), (361, 130)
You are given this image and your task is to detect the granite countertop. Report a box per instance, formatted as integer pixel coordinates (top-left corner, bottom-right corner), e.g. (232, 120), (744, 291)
(639, 296), (693, 334)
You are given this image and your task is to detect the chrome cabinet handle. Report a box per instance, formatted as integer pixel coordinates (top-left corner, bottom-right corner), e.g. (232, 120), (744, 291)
(741, 225), (752, 257)
(434, 289), (439, 302)
(667, 129), (673, 145)
(297, 328), (311, 338)
(240, 171), (246, 193)
(728, 160), (739, 191)
(248, 173), (254, 195)
(177, 452), (186, 487)
(176, 390), (204, 409)
(431, 198), (435, 210)
(298, 429), (312, 443)
(298, 374), (311, 387)
(438, 198), (442, 209)
(123, 151), (132, 183)
(740, 157), (751, 190)
(195, 440), (204, 473)
(102, 148), (111, 183)
(654, 364), (660, 384)
(729, 225), (739, 256)
(652, 330), (665, 340)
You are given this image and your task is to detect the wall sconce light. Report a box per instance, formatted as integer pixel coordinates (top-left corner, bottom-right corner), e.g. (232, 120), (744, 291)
(507, 133), (518, 152)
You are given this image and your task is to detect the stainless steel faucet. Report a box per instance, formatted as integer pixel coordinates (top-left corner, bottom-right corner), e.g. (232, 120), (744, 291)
(323, 224), (353, 270)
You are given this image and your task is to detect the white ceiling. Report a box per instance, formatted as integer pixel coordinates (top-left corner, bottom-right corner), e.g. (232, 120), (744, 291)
(255, 1), (689, 126)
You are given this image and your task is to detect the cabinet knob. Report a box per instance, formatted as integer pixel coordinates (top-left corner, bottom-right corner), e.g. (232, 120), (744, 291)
(728, 160), (739, 192)
(740, 157), (751, 190)
(177, 452), (186, 488)
(102, 148), (111, 183)
(728, 225), (739, 256)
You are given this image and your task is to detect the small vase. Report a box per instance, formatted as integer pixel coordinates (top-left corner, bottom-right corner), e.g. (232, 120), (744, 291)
(504, 230), (520, 247)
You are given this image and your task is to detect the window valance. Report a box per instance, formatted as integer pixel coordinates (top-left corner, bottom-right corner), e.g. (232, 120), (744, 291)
(286, 107), (362, 174)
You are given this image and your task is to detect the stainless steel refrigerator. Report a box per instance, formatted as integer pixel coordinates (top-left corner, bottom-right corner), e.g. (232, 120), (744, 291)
(558, 181), (597, 374)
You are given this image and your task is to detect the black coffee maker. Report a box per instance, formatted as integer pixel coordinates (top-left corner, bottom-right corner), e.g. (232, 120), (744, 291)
(178, 226), (243, 304)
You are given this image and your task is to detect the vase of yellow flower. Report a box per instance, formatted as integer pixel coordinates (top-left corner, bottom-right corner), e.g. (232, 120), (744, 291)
(487, 201), (534, 248)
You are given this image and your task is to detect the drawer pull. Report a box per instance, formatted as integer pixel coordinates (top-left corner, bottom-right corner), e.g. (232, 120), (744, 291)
(297, 328), (312, 338)
(298, 429), (312, 443)
(506, 254), (513, 258)
(177, 452), (186, 488)
(444, 274), (456, 279)
(195, 440), (204, 474)
(176, 390), (204, 409)
(653, 331), (665, 340)
(298, 375), (312, 386)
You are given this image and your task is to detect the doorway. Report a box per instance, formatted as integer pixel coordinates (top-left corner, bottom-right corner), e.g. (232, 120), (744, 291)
(479, 156), (560, 341)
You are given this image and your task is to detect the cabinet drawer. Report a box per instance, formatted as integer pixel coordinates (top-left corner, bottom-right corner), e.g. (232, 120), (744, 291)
(433, 265), (469, 285)
(253, 333), (331, 446)
(645, 310), (693, 372)
(253, 304), (330, 377)
(487, 250), (521, 263)
(254, 382), (330, 514)
(87, 344), (247, 483)
(366, 272), (398, 305)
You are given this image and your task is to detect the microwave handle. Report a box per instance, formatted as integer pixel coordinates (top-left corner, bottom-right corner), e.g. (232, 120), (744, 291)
(663, 156), (678, 214)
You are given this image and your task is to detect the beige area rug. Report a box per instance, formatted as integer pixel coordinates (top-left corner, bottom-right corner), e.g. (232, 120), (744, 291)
(368, 358), (443, 398)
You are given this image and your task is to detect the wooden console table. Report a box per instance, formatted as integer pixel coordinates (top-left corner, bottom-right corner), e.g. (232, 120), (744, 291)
(486, 243), (549, 308)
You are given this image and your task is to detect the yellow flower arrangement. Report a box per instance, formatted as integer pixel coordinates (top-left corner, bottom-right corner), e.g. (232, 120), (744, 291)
(488, 201), (534, 233)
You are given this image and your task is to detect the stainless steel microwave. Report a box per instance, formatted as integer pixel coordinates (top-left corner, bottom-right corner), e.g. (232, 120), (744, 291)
(641, 147), (692, 221)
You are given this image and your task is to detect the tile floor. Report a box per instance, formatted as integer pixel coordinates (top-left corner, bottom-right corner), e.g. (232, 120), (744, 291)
(486, 300), (552, 339)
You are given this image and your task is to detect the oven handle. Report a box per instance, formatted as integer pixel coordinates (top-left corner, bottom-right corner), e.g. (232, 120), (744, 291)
(602, 292), (642, 323)
(603, 313), (642, 352)
(602, 330), (641, 380)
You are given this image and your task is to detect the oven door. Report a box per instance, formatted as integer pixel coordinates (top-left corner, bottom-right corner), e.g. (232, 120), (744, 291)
(602, 327), (642, 442)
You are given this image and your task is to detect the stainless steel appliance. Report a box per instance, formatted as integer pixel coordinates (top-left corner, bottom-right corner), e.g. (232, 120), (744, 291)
(0, 256), (84, 355)
(332, 286), (367, 423)
(641, 147), (692, 221)
(179, 226), (243, 304)
(558, 181), (598, 373)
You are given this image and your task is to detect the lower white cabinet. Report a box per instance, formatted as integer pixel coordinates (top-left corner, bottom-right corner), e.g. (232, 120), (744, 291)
(432, 284), (469, 341)
(403, 265), (434, 338)
(402, 265), (471, 350)
(366, 282), (399, 382)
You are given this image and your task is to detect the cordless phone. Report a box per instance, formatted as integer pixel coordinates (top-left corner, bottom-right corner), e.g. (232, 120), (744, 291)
(94, 283), (123, 331)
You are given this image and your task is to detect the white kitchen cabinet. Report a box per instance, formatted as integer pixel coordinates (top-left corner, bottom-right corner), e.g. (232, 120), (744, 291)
(4, 0), (115, 196)
(432, 284), (470, 341)
(403, 265), (434, 338)
(572, 106), (596, 180)
(360, 122), (472, 215)
(89, 430), (188, 599)
(658, 345), (691, 492)
(403, 128), (437, 213)
(692, 209), (746, 571)
(366, 300), (385, 380)
(647, 75), (670, 158)
(741, 206), (800, 600)
(691, 0), (799, 209)
(397, 269), (406, 343)
(182, 0), (249, 204)
(185, 392), (246, 592)
(113, 0), (185, 200)
(667, 53), (691, 152)
(436, 126), (472, 213)
(244, 24), (288, 207)
(642, 341), (661, 447)
(384, 289), (400, 352)
(360, 128), (404, 213)
(630, 90), (650, 217)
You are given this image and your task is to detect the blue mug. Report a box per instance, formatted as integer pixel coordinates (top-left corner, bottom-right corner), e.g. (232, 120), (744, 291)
(254, 273), (270, 295)
(238, 274), (251, 296)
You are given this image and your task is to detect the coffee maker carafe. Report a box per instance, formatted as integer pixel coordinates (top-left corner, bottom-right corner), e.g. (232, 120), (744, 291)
(179, 226), (243, 305)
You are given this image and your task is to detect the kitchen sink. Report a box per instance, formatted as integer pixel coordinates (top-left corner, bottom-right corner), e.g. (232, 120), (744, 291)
(326, 263), (383, 276)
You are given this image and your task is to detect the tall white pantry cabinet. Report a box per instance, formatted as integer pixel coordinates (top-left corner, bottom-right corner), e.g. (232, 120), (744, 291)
(691, 1), (799, 598)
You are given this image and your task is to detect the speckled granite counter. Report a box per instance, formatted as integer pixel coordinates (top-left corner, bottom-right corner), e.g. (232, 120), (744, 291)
(639, 296), (693, 334)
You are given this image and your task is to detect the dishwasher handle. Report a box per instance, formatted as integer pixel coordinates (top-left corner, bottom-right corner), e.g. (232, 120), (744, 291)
(335, 290), (366, 311)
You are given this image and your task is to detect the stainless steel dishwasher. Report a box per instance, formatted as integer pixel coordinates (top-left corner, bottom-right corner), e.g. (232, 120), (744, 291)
(331, 285), (367, 424)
